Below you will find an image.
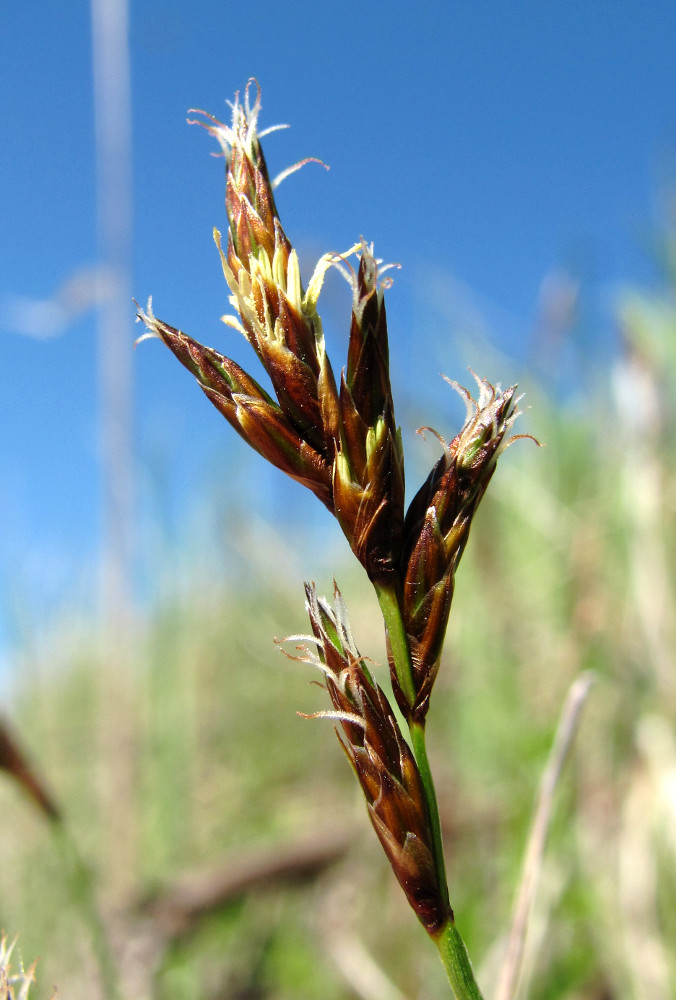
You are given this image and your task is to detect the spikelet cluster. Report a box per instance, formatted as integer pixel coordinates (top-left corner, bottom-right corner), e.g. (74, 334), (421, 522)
(136, 82), (405, 584)
(138, 82), (527, 932)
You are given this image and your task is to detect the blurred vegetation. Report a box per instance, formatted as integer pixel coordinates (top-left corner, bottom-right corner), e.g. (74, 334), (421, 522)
(1, 222), (676, 999)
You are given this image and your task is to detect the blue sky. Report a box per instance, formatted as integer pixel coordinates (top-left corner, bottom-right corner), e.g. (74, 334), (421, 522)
(1, 1), (675, 663)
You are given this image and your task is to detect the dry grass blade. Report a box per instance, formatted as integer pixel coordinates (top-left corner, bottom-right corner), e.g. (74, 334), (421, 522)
(326, 933), (411, 1000)
(0, 718), (60, 821)
(494, 671), (596, 1000)
(617, 714), (675, 1000)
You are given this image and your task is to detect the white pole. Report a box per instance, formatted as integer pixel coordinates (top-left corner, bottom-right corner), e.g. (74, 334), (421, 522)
(90, 0), (134, 633)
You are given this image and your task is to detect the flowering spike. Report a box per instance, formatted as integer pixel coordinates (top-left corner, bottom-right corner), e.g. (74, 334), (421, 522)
(135, 302), (334, 508)
(333, 245), (405, 584)
(192, 89), (341, 453)
(391, 377), (520, 721)
(139, 83), (529, 997)
(139, 84), (346, 507)
(299, 583), (452, 933)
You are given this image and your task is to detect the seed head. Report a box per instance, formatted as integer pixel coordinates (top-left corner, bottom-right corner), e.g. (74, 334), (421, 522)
(333, 246), (405, 584)
(394, 376), (521, 721)
(136, 85), (411, 575)
(136, 82), (346, 508)
(135, 301), (334, 507)
(298, 584), (452, 933)
(190, 82), (341, 455)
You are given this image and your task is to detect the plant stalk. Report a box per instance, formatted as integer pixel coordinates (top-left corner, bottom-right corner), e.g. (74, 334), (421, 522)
(375, 583), (417, 709)
(435, 921), (486, 1000)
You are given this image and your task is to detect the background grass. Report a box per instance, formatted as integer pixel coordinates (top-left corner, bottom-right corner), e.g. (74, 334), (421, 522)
(1, 250), (675, 1000)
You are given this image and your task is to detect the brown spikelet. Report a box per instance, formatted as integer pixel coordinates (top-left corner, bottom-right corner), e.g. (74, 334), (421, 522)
(393, 377), (521, 721)
(135, 302), (334, 509)
(193, 83), (341, 454)
(299, 584), (451, 933)
(137, 82), (344, 507)
(333, 246), (405, 584)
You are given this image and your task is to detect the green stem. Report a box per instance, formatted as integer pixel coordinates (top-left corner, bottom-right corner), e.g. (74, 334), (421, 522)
(375, 582), (416, 711)
(435, 921), (486, 1000)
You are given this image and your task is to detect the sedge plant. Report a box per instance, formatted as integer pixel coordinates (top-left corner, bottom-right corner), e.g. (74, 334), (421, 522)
(137, 81), (528, 999)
